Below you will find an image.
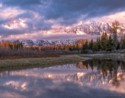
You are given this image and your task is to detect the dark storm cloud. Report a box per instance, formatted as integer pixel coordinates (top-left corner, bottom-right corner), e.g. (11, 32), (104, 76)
(43, 0), (125, 25)
(3, 0), (125, 19)
(1, 0), (125, 25)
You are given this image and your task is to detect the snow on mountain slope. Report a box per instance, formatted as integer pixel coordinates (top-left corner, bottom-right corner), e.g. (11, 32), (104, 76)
(18, 39), (83, 47)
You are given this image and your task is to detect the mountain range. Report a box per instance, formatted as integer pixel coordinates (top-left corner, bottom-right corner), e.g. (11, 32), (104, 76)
(16, 39), (84, 47)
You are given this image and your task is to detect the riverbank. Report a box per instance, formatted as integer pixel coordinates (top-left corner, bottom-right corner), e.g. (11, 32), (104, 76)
(80, 53), (125, 61)
(1, 53), (125, 72)
(0, 55), (87, 71)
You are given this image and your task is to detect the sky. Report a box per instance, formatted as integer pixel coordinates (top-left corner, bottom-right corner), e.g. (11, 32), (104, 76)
(0, 0), (125, 40)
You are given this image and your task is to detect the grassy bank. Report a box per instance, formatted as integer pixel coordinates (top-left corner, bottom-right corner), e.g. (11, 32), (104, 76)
(80, 53), (125, 61)
(0, 55), (87, 71)
(1, 53), (124, 72)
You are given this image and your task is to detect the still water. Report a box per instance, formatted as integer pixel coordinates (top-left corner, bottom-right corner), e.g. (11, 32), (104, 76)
(0, 59), (125, 98)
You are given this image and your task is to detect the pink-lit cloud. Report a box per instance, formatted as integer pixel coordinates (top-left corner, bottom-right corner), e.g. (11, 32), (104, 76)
(0, 0), (125, 40)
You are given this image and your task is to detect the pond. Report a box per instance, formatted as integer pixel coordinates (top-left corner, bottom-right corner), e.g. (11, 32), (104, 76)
(0, 59), (125, 98)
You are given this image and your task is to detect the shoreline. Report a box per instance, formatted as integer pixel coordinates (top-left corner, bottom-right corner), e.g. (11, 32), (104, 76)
(0, 55), (87, 72)
(80, 53), (125, 61)
(0, 53), (125, 72)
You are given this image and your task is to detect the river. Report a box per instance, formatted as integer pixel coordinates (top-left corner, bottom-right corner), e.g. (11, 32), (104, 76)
(0, 59), (125, 98)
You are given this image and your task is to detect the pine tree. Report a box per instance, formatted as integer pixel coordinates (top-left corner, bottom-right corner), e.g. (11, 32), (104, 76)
(96, 38), (101, 51)
(88, 39), (94, 50)
(120, 35), (125, 49)
(106, 35), (114, 51)
(93, 42), (98, 51)
(100, 32), (108, 51)
(82, 40), (89, 53)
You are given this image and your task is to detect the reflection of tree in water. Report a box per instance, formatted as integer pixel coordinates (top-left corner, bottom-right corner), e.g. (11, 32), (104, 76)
(76, 59), (125, 87)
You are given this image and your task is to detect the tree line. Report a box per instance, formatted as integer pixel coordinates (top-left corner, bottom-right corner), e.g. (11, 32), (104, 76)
(0, 39), (85, 52)
(0, 41), (23, 50)
(82, 33), (125, 53)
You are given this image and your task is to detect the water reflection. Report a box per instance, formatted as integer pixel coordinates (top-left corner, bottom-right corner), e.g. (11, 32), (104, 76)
(76, 60), (125, 87)
(0, 60), (125, 98)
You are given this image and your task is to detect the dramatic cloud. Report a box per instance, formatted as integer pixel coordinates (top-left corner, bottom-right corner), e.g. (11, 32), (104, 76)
(0, 0), (125, 39)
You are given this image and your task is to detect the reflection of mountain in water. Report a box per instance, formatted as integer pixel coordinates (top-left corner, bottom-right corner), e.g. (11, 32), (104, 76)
(76, 60), (125, 87)
(0, 60), (125, 98)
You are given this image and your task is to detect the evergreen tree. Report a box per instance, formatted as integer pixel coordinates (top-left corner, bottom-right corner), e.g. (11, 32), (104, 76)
(100, 32), (108, 51)
(96, 38), (101, 51)
(106, 35), (114, 51)
(120, 35), (125, 49)
(82, 40), (89, 53)
(88, 39), (94, 50)
(92, 42), (98, 51)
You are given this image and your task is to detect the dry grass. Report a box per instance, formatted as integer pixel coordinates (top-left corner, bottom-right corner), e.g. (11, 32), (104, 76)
(0, 48), (61, 59)
(0, 55), (86, 71)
